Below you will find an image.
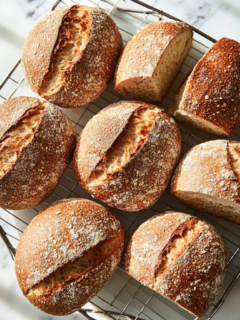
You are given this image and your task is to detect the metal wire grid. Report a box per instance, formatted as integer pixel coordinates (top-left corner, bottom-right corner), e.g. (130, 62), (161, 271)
(1, 0), (240, 320)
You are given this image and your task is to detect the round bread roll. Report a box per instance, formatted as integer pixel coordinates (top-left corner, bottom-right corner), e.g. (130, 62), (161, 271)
(171, 140), (240, 224)
(22, 5), (123, 108)
(15, 198), (125, 316)
(122, 211), (227, 318)
(73, 101), (181, 211)
(0, 97), (76, 210)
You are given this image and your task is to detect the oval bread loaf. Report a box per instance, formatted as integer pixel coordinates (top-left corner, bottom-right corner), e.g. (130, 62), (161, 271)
(122, 211), (227, 318)
(171, 140), (240, 224)
(0, 97), (76, 210)
(170, 37), (240, 136)
(22, 5), (123, 108)
(15, 198), (125, 316)
(114, 20), (193, 103)
(73, 101), (181, 211)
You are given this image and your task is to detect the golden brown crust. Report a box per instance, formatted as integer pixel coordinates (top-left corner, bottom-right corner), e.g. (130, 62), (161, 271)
(179, 37), (240, 136)
(122, 211), (227, 318)
(123, 212), (194, 287)
(74, 101), (140, 182)
(171, 140), (240, 205)
(73, 101), (181, 211)
(114, 20), (193, 103)
(22, 5), (123, 108)
(22, 6), (70, 93)
(0, 97), (40, 139)
(171, 140), (240, 224)
(15, 198), (125, 315)
(27, 255), (120, 316)
(0, 97), (76, 210)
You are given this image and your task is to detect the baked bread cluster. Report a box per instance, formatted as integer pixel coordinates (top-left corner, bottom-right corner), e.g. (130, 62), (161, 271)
(0, 2), (237, 318)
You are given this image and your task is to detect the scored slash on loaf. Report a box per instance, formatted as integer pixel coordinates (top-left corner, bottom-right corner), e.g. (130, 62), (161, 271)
(170, 37), (240, 137)
(22, 5), (123, 108)
(73, 101), (181, 211)
(14, 198), (125, 316)
(0, 97), (76, 210)
(122, 211), (227, 318)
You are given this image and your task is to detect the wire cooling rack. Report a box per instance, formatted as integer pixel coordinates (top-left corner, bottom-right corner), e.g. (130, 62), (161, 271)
(1, 0), (240, 319)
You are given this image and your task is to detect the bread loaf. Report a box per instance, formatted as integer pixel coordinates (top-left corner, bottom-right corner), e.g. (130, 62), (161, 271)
(114, 20), (193, 103)
(122, 211), (227, 318)
(170, 37), (240, 136)
(73, 101), (181, 211)
(22, 5), (123, 108)
(0, 97), (76, 210)
(171, 140), (240, 224)
(15, 198), (125, 316)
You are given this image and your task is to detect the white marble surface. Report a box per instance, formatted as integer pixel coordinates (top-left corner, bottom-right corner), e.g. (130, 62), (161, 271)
(1, 0), (240, 319)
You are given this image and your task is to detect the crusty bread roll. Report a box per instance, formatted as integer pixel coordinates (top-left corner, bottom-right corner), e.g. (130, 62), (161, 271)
(122, 211), (227, 318)
(114, 20), (193, 103)
(73, 101), (181, 211)
(15, 198), (125, 316)
(0, 97), (76, 210)
(171, 140), (240, 224)
(170, 38), (240, 137)
(22, 5), (123, 108)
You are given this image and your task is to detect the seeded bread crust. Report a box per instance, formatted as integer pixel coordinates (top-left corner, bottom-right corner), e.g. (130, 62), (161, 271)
(73, 101), (181, 211)
(0, 97), (76, 210)
(22, 5), (123, 108)
(122, 211), (227, 318)
(15, 198), (125, 316)
(114, 20), (193, 103)
(171, 140), (240, 224)
(170, 38), (240, 136)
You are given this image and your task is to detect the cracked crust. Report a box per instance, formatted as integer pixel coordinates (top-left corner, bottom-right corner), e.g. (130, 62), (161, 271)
(22, 5), (123, 108)
(0, 97), (76, 210)
(122, 211), (227, 318)
(73, 101), (181, 211)
(15, 198), (125, 316)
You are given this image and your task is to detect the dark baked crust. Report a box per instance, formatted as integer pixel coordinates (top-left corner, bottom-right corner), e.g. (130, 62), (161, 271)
(0, 97), (76, 210)
(15, 198), (125, 315)
(22, 5), (123, 108)
(73, 101), (181, 211)
(122, 211), (227, 318)
(179, 37), (240, 136)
